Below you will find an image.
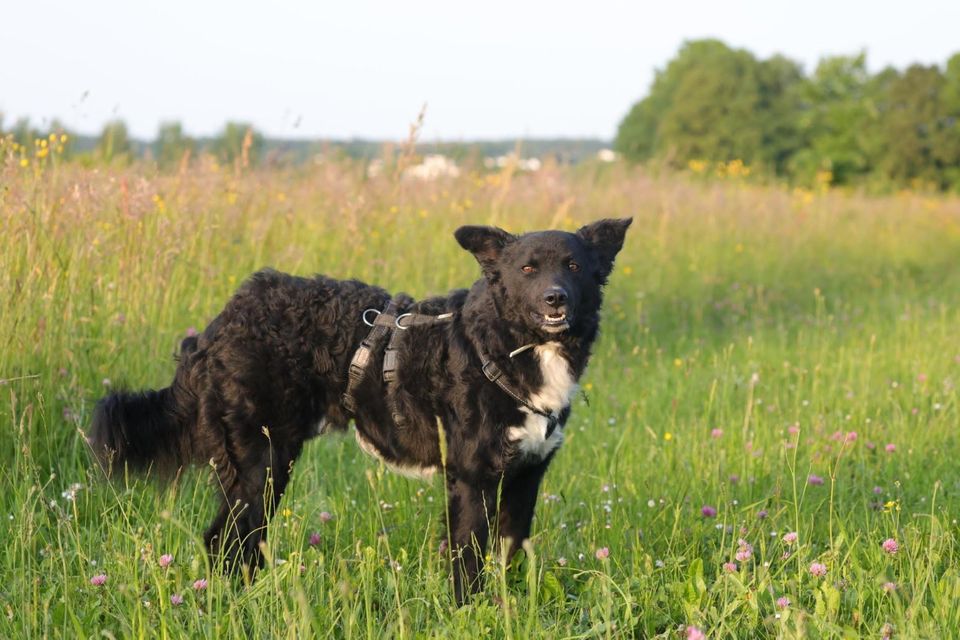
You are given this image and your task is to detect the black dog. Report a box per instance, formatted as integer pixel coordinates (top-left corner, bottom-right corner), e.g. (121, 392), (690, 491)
(90, 218), (631, 603)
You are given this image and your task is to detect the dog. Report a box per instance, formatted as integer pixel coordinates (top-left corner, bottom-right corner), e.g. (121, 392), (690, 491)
(89, 217), (631, 603)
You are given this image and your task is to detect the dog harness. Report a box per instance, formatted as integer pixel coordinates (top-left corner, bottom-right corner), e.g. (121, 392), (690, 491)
(341, 299), (453, 417)
(342, 300), (559, 438)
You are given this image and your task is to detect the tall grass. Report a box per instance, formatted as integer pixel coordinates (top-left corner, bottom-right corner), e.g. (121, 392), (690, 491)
(2, 154), (960, 638)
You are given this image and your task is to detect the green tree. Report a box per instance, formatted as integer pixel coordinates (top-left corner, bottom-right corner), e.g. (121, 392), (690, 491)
(154, 122), (195, 169)
(11, 117), (41, 148)
(877, 64), (945, 186)
(211, 122), (263, 167)
(615, 39), (803, 172)
(754, 55), (805, 174)
(788, 54), (877, 185)
(934, 53), (960, 189)
(97, 120), (132, 163)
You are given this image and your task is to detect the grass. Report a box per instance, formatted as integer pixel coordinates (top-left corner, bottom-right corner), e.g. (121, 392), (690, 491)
(2, 152), (960, 638)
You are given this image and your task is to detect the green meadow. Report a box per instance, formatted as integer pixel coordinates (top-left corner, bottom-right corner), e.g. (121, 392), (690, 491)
(2, 154), (960, 638)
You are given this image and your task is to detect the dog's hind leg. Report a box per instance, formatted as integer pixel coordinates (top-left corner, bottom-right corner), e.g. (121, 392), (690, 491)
(207, 441), (299, 576)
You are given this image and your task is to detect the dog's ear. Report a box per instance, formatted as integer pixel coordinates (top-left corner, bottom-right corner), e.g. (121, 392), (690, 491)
(577, 218), (632, 282)
(454, 225), (516, 270)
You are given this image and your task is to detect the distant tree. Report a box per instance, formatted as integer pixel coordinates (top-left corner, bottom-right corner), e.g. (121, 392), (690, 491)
(211, 122), (263, 167)
(788, 54), (877, 185)
(11, 118), (42, 148)
(754, 55), (805, 174)
(656, 40), (765, 164)
(934, 53), (960, 189)
(877, 65), (945, 186)
(615, 39), (803, 172)
(154, 122), (195, 169)
(97, 120), (132, 163)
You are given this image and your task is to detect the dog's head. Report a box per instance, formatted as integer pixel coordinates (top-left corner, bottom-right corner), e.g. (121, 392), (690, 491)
(455, 218), (632, 337)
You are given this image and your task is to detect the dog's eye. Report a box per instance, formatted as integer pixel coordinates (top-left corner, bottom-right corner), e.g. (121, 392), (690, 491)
(568, 261), (581, 272)
(521, 265), (536, 274)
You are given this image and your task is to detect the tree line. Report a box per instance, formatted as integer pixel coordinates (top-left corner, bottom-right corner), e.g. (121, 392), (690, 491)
(615, 39), (960, 191)
(0, 117), (265, 168)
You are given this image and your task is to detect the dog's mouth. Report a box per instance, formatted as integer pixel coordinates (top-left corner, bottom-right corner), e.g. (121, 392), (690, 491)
(532, 311), (571, 333)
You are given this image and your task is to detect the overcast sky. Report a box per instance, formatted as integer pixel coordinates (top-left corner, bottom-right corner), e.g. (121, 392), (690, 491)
(2, 0), (958, 141)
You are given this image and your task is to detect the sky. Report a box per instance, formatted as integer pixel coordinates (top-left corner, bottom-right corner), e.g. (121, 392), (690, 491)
(2, 0), (959, 141)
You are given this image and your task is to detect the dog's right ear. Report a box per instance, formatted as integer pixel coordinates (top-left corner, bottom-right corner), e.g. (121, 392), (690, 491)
(454, 225), (516, 270)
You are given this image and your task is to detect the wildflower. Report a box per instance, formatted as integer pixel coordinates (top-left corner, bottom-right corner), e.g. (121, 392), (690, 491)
(757, 509), (768, 519)
(170, 593), (184, 606)
(701, 505), (717, 518)
(710, 428), (723, 439)
(809, 562), (827, 577)
(186, 327), (198, 337)
(595, 547), (609, 560)
(193, 578), (207, 591)
(159, 554), (174, 568)
(873, 486), (883, 494)
(438, 539), (448, 554)
(882, 538), (899, 554)
(844, 431), (857, 443)
(309, 532), (321, 546)
(557, 557), (567, 567)
(728, 474), (739, 485)
(883, 582), (897, 593)
(782, 532), (798, 545)
(90, 574), (107, 586)
(885, 443), (896, 453)
(102, 378), (112, 387)
(788, 424), (800, 435)
(664, 432), (673, 441)
(686, 626), (706, 640)
(917, 373), (927, 383)
(722, 562), (737, 573)
(776, 596), (790, 609)
(735, 547), (752, 563)
(807, 474), (824, 486)
(319, 511), (333, 522)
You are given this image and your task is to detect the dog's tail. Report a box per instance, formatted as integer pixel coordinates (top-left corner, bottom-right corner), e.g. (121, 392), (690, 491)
(89, 337), (198, 477)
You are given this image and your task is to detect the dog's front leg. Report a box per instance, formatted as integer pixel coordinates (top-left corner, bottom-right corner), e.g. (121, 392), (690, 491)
(497, 457), (552, 562)
(446, 475), (496, 605)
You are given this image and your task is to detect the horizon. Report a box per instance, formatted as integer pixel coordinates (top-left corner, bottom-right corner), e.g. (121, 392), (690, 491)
(2, 0), (959, 141)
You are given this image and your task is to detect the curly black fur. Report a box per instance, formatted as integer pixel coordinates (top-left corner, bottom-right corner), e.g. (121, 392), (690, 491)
(89, 218), (631, 602)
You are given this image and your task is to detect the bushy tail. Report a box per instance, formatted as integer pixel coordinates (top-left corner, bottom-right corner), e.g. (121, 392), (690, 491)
(89, 387), (190, 476)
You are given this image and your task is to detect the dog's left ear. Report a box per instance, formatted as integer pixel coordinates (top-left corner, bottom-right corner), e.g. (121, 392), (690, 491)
(454, 225), (516, 270)
(577, 217), (633, 282)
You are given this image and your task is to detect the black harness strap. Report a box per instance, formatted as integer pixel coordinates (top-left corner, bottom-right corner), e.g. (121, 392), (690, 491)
(342, 301), (454, 417)
(341, 299), (399, 414)
(477, 347), (561, 438)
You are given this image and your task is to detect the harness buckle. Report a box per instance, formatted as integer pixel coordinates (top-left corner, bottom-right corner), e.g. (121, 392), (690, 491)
(349, 343), (372, 380)
(481, 360), (502, 382)
(383, 348), (399, 382)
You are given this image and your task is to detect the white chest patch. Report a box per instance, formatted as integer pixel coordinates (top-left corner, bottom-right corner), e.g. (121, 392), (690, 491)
(354, 428), (437, 481)
(506, 342), (577, 459)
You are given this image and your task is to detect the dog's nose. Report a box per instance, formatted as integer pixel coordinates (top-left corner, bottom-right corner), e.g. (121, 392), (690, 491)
(543, 287), (568, 308)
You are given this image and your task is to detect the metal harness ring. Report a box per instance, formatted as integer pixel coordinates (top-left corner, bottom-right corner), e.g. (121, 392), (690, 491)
(395, 313), (412, 329)
(362, 308), (381, 327)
